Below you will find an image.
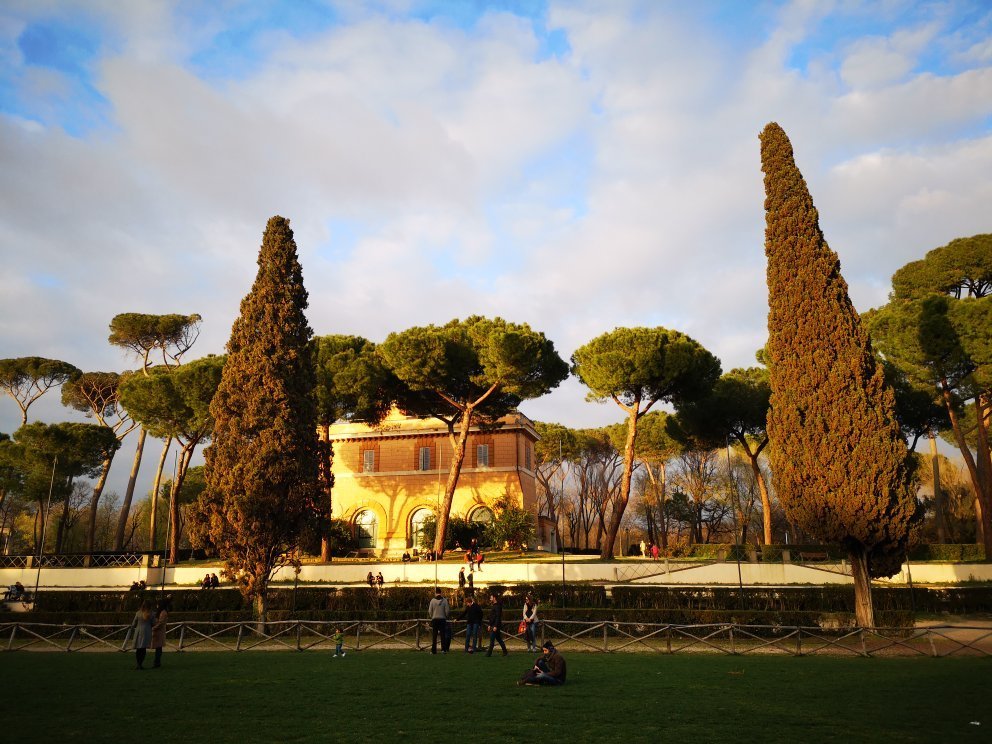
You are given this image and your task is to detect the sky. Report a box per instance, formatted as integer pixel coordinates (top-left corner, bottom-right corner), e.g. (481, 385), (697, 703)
(1, 0), (991, 497)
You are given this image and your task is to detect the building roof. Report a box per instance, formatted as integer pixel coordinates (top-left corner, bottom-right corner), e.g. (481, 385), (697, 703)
(327, 407), (539, 442)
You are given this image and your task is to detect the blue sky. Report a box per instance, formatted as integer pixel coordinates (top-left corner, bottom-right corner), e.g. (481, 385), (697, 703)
(1, 0), (991, 495)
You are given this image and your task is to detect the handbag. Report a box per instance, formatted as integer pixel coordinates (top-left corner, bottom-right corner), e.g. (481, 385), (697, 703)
(518, 620), (527, 634)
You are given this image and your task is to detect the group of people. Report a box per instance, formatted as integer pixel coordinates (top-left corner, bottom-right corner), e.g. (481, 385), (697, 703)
(3, 581), (26, 601)
(426, 588), (565, 685)
(366, 571), (384, 588)
(464, 541), (485, 571)
(639, 540), (661, 560)
(200, 573), (220, 589)
(131, 596), (171, 669)
(426, 590), (541, 656)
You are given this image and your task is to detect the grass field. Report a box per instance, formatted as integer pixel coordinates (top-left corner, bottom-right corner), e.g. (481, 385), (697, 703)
(1, 649), (990, 743)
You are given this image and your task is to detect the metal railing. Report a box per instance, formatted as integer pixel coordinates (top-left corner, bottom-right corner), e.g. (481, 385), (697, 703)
(0, 552), (144, 568)
(3, 619), (990, 657)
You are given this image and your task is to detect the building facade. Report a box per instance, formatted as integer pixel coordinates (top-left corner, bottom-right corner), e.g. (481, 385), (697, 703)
(327, 408), (543, 557)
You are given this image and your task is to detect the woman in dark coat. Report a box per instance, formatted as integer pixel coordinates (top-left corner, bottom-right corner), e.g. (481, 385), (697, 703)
(132, 600), (154, 669)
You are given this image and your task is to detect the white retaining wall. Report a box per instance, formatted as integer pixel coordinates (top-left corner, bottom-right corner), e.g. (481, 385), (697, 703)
(3, 560), (991, 589)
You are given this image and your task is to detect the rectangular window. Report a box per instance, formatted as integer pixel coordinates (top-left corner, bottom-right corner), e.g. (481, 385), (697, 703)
(476, 444), (489, 468)
(362, 450), (375, 473)
(419, 446), (431, 471)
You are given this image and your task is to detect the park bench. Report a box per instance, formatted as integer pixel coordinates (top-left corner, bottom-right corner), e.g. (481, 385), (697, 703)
(799, 551), (830, 562)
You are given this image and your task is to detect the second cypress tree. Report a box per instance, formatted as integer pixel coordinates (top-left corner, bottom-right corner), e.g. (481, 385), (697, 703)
(201, 216), (321, 621)
(760, 122), (919, 627)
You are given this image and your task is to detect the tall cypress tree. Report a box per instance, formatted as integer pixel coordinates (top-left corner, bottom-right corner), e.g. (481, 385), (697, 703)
(202, 216), (320, 620)
(760, 123), (919, 627)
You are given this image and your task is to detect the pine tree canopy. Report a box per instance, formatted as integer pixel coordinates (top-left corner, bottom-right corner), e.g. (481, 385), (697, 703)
(892, 234), (992, 300)
(313, 334), (396, 426)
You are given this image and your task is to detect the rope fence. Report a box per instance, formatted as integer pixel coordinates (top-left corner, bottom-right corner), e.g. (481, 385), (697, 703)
(3, 619), (990, 657)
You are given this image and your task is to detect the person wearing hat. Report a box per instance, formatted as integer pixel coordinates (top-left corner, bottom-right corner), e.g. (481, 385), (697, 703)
(518, 641), (566, 686)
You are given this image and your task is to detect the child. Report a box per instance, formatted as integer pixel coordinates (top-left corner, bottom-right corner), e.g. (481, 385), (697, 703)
(333, 628), (345, 657)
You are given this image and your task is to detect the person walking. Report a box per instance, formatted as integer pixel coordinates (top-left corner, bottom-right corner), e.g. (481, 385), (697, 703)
(458, 567), (466, 590)
(459, 595), (483, 653)
(485, 592), (507, 657)
(151, 596), (171, 668)
(466, 570), (474, 595)
(376, 572), (384, 589)
(428, 587), (451, 654)
(522, 594), (539, 652)
(640, 540), (647, 558)
(333, 628), (345, 657)
(131, 599), (154, 670)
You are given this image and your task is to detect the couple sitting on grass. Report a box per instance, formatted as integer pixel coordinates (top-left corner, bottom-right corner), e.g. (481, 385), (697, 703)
(518, 641), (566, 686)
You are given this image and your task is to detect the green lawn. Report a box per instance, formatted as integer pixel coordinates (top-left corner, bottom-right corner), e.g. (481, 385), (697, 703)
(1, 650), (989, 743)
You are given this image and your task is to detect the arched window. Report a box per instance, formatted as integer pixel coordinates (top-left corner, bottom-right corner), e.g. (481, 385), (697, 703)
(354, 510), (378, 550)
(409, 508), (432, 549)
(469, 506), (494, 526)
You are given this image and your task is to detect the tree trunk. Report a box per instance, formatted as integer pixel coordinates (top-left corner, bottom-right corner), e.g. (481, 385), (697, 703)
(929, 433), (947, 544)
(148, 436), (172, 552)
(744, 446), (773, 545)
(115, 428), (146, 550)
(167, 445), (194, 564)
(433, 411), (473, 556)
(318, 426), (333, 562)
(55, 477), (73, 554)
(33, 502), (43, 554)
(85, 455), (113, 554)
(658, 462), (668, 550)
(941, 387), (992, 557)
(849, 545), (875, 628)
(600, 407), (638, 559)
(254, 586), (268, 630)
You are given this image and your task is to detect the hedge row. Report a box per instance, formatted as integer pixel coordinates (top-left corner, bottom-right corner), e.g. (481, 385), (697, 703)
(0, 607), (915, 629)
(907, 544), (986, 562)
(684, 543), (986, 562)
(24, 584), (992, 617)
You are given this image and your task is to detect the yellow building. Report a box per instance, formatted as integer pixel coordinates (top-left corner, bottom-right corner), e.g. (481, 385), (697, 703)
(327, 408), (545, 556)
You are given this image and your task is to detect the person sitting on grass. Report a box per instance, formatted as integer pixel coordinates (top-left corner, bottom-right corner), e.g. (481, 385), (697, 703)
(518, 641), (566, 686)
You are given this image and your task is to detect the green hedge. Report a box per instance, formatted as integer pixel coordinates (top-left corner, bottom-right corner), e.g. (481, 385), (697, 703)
(687, 543), (987, 562)
(14, 584), (991, 622)
(609, 586), (992, 614)
(0, 607), (915, 630)
(685, 544), (848, 561)
(908, 544), (986, 562)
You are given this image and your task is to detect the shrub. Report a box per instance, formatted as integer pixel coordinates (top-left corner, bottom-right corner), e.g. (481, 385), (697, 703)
(908, 544), (986, 562)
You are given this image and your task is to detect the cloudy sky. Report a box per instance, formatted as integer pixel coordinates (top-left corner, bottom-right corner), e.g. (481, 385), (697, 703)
(1, 0), (991, 493)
